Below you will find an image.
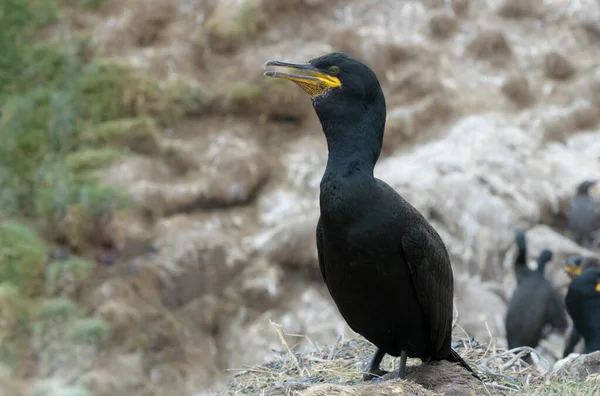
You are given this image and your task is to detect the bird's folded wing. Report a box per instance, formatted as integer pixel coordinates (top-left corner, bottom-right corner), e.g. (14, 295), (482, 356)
(401, 229), (454, 355)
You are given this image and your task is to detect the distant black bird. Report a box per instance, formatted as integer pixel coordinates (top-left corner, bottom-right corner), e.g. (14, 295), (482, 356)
(565, 255), (600, 280)
(264, 52), (477, 381)
(505, 249), (568, 360)
(514, 229), (533, 284)
(563, 255), (600, 357)
(567, 180), (600, 248)
(565, 267), (600, 354)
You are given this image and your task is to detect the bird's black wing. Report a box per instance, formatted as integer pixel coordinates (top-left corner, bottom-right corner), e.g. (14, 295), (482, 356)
(316, 217), (327, 285)
(316, 216), (361, 335)
(401, 225), (454, 355)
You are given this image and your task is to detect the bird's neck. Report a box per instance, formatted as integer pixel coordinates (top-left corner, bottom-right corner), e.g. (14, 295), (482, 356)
(516, 246), (526, 266)
(536, 261), (546, 275)
(320, 113), (384, 180)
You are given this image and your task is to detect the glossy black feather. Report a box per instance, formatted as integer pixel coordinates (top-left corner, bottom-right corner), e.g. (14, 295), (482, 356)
(305, 52), (475, 378)
(565, 267), (600, 354)
(514, 229), (533, 284)
(505, 250), (568, 352)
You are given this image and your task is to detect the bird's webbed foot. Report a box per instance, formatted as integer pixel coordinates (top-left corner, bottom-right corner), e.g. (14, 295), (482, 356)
(362, 347), (389, 381)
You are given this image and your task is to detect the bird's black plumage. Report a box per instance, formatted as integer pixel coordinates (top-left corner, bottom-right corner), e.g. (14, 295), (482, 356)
(565, 267), (600, 354)
(264, 52), (476, 381)
(505, 249), (568, 359)
(563, 255), (600, 357)
(514, 229), (533, 284)
(567, 180), (600, 248)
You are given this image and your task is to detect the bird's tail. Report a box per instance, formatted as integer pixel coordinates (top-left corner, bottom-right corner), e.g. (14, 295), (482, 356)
(446, 349), (481, 380)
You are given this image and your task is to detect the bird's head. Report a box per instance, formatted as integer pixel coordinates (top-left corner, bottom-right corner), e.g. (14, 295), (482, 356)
(576, 180), (598, 195)
(263, 52), (386, 130)
(570, 267), (600, 296)
(565, 255), (584, 279)
(536, 249), (553, 273)
(514, 229), (526, 250)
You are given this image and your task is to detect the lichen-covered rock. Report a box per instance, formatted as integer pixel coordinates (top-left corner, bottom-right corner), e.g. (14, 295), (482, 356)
(218, 285), (349, 371)
(428, 11), (458, 39)
(502, 74), (535, 107)
(553, 351), (600, 381)
(454, 275), (507, 343)
(102, 131), (270, 217)
(223, 77), (312, 121)
(205, 0), (265, 54)
(81, 60), (212, 124)
(544, 51), (576, 81)
(151, 216), (244, 309)
(466, 29), (512, 64)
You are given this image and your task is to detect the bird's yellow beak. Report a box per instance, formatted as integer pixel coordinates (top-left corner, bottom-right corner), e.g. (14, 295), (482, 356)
(263, 60), (341, 96)
(566, 264), (583, 278)
(596, 280), (600, 292)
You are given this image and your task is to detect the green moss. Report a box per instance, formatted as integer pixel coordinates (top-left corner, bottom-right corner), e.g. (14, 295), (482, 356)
(207, 2), (265, 46)
(76, 0), (108, 10)
(0, 221), (47, 297)
(83, 117), (160, 155)
(33, 382), (92, 396)
(0, 0), (61, 97)
(44, 258), (93, 297)
(65, 148), (123, 172)
(71, 317), (110, 344)
(80, 60), (213, 124)
(0, 282), (33, 368)
(227, 82), (263, 104)
(37, 297), (77, 320)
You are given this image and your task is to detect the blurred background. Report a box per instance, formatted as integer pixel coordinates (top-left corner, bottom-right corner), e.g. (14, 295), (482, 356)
(3, 0), (600, 394)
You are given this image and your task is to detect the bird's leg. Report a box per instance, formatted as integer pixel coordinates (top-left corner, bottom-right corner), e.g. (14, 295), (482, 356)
(362, 348), (389, 381)
(396, 350), (408, 379)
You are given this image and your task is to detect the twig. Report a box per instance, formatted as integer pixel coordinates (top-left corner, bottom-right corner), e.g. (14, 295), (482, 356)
(269, 320), (309, 377)
(328, 334), (343, 360)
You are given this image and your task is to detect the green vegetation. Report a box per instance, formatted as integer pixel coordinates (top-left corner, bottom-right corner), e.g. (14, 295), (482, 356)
(0, 0), (209, 388)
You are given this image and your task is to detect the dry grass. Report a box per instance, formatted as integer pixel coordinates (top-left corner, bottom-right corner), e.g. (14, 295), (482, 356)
(220, 322), (600, 395)
(221, 322), (584, 396)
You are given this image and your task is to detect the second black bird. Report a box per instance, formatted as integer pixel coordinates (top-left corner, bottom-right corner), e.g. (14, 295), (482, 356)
(505, 249), (568, 361)
(565, 267), (600, 354)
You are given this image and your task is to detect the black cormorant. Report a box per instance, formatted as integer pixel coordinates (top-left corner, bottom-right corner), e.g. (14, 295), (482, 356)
(567, 180), (600, 248)
(264, 52), (477, 381)
(563, 255), (600, 357)
(565, 255), (600, 280)
(505, 249), (568, 360)
(514, 229), (533, 284)
(565, 267), (600, 354)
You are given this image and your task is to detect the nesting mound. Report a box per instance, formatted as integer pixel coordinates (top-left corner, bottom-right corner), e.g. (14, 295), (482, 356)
(222, 330), (600, 396)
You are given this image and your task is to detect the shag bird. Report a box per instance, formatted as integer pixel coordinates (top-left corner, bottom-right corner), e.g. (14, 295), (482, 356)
(514, 229), (533, 284)
(263, 52), (477, 381)
(563, 255), (600, 357)
(565, 255), (600, 280)
(567, 180), (600, 248)
(505, 249), (568, 361)
(565, 267), (600, 354)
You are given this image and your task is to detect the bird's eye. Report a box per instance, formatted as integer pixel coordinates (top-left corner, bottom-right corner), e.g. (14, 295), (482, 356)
(328, 66), (340, 75)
